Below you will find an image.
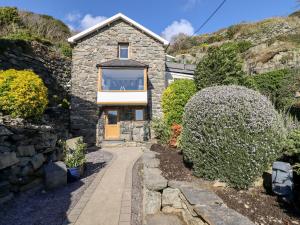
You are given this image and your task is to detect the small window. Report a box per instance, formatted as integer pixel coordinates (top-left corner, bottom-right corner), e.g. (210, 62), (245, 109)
(119, 43), (129, 59)
(135, 109), (144, 121)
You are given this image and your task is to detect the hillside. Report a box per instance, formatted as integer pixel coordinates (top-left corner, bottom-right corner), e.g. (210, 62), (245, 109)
(0, 7), (72, 57)
(169, 11), (300, 75)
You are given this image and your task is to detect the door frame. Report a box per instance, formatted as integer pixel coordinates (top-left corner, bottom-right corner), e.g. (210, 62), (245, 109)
(104, 108), (120, 140)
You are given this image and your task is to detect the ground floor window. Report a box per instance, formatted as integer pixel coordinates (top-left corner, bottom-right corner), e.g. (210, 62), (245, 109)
(134, 109), (144, 121)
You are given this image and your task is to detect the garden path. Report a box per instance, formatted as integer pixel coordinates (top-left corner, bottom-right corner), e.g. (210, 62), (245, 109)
(65, 147), (142, 225)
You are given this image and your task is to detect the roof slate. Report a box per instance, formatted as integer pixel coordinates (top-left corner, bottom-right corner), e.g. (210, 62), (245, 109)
(97, 59), (148, 68)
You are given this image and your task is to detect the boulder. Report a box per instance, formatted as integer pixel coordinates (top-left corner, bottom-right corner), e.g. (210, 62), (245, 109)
(0, 125), (12, 136)
(17, 145), (36, 157)
(145, 190), (161, 215)
(144, 168), (168, 191)
(30, 153), (46, 170)
(0, 152), (19, 169)
(162, 188), (182, 209)
(44, 161), (67, 190)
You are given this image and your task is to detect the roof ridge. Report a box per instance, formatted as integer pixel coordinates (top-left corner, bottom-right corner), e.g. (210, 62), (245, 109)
(68, 13), (169, 45)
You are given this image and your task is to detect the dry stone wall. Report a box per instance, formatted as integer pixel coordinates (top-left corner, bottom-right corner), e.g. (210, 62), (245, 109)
(0, 115), (65, 203)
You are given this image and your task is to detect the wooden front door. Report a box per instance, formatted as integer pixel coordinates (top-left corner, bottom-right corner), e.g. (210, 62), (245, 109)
(104, 110), (120, 140)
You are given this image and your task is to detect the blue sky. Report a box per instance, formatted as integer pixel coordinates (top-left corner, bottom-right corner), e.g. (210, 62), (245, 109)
(0, 0), (299, 41)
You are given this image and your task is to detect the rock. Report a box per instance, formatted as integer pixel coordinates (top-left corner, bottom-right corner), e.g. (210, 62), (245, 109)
(213, 180), (227, 188)
(146, 214), (185, 225)
(19, 157), (31, 167)
(34, 133), (57, 150)
(143, 150), (159, 160)
(145, 190), (161, 215)
(17, 145), (36, 157)
(180, 186), (224, 206)
(194, 204), (255, 225)
(0, 152), (19, 169)
(162, 188), (182, 209)
(168, 180), (190, 189)
(0, 126), (12, 136)
(66, 136), (83, 150)
(0, 145), (11, 153)
(144, 157), (160, 168)
(144, 168), (168, 191)
(44, 161), (67, 190)
(30, 153), (46, 170)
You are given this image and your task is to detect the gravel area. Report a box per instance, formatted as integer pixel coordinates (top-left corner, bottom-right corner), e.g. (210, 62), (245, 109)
(131, 156), (143, 225)
(0, 148), (113, 225)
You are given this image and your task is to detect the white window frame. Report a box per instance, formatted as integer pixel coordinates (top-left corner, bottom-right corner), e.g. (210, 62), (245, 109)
(119, 43), (129, 59)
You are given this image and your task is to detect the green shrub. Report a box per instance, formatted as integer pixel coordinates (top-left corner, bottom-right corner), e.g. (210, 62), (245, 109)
(194, 42), (246, 90)
(151, 118), (171, 144)
(181, 85), (286, 189)
(245, 69), (300, 112)
(64, 138), (87, 168)
(58, 42), (72, 58)
(0, 7), (20, 26)
(162, 79), (196, 126)
(0, 69), (48, 118)
(284, 129), (300, 175)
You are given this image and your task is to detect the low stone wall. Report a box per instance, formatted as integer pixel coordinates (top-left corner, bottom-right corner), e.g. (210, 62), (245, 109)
(0, 116), (64, 203)
(142, 150), (255, 225)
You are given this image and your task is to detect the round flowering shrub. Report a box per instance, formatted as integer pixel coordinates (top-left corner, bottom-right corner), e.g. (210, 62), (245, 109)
(181, 85), (286, 189)
(0, 69), (48, 118)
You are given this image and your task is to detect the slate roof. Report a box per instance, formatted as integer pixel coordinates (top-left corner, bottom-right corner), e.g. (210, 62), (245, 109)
(97, 59), (148, 68)
(166, 62), (196, 75)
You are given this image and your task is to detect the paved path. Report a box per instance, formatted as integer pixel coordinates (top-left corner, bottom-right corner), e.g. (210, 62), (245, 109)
(65, 147), (142, 225)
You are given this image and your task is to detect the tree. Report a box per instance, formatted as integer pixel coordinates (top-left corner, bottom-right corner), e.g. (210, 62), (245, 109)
(194, 42), (245, 90)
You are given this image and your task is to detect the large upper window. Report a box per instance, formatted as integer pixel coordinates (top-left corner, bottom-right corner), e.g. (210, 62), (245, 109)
(101, 69), (144, 91)
(119, 43), (129, 59)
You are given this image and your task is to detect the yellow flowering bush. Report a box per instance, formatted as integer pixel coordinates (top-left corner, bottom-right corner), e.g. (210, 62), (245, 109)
(0, 69), (48, 118)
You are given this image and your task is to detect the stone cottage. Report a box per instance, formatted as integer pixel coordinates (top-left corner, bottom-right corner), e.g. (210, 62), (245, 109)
(68, 13), (195, 146)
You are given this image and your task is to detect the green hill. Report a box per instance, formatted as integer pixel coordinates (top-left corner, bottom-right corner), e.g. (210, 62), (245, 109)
(169, 11), (300, 75)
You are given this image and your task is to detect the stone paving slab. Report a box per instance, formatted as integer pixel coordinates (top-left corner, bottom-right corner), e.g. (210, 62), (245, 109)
(65, 147), (142, 225)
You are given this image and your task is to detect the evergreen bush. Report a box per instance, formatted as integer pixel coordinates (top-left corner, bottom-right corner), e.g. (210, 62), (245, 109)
(194, 42), (246, 90)
(162, 79), (196, 126)
(181, 85), (286, 189)
(0, 69), (48, 118)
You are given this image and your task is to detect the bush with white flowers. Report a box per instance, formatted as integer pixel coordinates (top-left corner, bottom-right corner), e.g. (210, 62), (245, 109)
(181, 85), (286, 189)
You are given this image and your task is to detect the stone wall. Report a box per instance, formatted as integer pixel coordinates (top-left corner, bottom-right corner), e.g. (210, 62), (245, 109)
(142, 149), (255, 225)
(0, 115), (64, 203)
(71, 19), (166, 144)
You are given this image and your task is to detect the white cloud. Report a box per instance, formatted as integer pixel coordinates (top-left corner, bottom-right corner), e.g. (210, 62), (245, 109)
(66, 12), (81, 22)
(183, 0), (201, 11)
(79, 14), (107, 30)
(162, 19), (194, 42)
(67, 24), (75, 32)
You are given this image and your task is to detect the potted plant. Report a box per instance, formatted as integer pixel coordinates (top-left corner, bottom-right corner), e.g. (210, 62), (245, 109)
(64, 138), (87, 180)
